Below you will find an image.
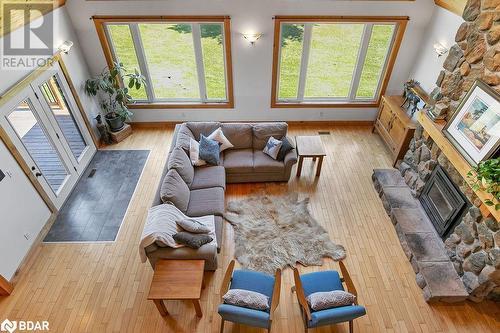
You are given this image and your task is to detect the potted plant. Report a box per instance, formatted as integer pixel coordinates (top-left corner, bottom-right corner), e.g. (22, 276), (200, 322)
(467, 157), (500, 210)
(85, 62), (146, 132)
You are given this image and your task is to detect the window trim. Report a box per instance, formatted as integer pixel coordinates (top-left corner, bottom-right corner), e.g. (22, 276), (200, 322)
(271, 16), (408, 108)
(93, 16), (234, 109)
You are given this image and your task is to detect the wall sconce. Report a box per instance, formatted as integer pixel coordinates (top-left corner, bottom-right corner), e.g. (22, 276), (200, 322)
(433, 42), (448, 57)
(58, 40), (74, 54)
(242, 33), (263, 46)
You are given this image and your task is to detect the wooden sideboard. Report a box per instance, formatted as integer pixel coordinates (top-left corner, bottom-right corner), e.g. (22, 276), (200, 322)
(373, 95), (417, 166)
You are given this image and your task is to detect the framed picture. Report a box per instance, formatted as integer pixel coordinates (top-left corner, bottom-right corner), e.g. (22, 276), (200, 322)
(444, 80), (500, 166)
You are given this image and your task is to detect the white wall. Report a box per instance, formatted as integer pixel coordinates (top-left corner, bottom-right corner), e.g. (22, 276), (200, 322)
(0, 140), (51, 280)
(409, 6), (464, 93)
(65, 0), (436, 122)
(0, 7), (99, 280)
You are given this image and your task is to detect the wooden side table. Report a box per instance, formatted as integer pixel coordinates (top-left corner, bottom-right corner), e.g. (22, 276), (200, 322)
(295, 136), (327, 177)
(148, 259), (205, 318)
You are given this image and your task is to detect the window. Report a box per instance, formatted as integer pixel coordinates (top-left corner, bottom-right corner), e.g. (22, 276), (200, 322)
(93, 16), (233, 108)
(272, 17), (408, 107)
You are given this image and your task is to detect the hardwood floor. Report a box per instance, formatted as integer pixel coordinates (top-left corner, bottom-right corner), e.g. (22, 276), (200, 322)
(1, 123), (499, 333)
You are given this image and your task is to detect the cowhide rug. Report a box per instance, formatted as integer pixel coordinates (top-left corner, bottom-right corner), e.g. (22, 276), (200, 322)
(224, 193), (346, 274)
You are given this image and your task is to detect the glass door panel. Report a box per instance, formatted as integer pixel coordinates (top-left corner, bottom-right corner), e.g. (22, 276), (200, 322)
(38, 75), (87, 161)
(6, 100), (70, 195)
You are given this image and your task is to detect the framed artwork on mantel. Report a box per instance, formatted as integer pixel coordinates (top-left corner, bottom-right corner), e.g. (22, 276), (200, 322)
(444, 80), (500, 166)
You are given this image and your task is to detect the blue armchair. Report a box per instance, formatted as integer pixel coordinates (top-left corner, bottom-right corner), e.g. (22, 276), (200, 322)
(293, 262), (366, 333)
(218, 260), (281, 333)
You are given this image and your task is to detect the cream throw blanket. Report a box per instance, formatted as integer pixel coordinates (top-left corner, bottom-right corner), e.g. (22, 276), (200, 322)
(139, 203), (216, 263)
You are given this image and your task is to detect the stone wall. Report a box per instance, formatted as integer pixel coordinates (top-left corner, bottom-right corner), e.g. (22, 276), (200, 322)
(429, 0), (500, 120)
(397, 0), (500, 302)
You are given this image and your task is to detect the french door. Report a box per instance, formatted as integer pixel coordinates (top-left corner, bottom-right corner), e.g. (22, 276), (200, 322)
(0, 63), (96, 209)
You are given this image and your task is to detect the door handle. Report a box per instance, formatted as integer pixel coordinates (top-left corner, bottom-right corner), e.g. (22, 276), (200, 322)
(35, 172), (42, 177)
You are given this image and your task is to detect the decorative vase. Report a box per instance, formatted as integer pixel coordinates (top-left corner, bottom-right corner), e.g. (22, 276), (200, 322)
(105, 113), (124, 132)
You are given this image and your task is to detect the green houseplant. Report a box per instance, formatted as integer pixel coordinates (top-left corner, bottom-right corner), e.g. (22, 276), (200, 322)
(467, 157), (500, 210)
(85, 62), (146, 132)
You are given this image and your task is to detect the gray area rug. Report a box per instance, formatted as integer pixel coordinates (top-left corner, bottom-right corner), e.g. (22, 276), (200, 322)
(44, 150), (149, 242)
(224, 193), (346, 274)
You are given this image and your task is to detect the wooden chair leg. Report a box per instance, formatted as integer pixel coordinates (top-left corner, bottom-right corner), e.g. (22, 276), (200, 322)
(219, 319), (225, 333)
(349, 320), (354, 333)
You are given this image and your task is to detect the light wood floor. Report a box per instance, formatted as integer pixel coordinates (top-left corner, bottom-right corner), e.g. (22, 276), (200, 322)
(1, 124), (499, 333)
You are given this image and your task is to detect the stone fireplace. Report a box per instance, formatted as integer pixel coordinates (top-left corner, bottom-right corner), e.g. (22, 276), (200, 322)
(373, 0), (500, 303)
(419, 165), (470, 238)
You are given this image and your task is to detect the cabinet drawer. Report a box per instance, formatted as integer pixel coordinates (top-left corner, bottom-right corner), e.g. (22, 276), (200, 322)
(378, 102), (394, 131)
(389, 117), (406, 145)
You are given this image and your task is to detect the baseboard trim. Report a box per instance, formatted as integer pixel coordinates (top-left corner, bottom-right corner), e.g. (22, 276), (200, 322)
(129, 120), (374, 126)
(0, 274), (13, 296)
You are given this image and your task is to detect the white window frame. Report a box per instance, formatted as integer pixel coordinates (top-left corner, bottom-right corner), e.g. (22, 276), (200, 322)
(104, 21), (230, 104)
(276, 21), (398, 104)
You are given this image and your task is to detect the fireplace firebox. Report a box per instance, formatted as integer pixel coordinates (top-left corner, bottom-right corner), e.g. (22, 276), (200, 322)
(419, 166), (470, 238)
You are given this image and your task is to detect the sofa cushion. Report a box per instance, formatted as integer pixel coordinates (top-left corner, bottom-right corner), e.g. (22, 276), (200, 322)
(277, 136), (295, 161)
(176, 124), (195, 151)
(176, 218), (211, 234)
(187, 187), (225, 217)
(160, 169), (190, 212)
(186, 122), (221, 140)
(191, 165), (226, 190)
(199, 135), (220, 165)
(208, 127), (234, 151)
(221, 123), (253, 149)
(173, 232), (213, 249)
(253, 150), (285, 173)
(168, 147), (194, 186)
(253, 122), (288, 150)
(224, 148), (254, 174)
(263, 136), (283, 160)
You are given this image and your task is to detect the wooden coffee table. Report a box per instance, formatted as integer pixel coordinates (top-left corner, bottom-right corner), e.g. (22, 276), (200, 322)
(148, 259), (205, 318)
(295, 136), (327, 177)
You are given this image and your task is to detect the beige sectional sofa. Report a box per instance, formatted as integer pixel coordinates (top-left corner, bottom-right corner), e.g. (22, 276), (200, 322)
(145, 122), (297, 270)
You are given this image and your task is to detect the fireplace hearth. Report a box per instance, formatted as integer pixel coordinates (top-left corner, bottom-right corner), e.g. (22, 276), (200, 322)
(419, 166), (470, 239)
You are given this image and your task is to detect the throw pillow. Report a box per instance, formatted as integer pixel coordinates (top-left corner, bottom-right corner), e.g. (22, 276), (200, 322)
(306, 290), (356, 311)
(173, 232), (213, 249)
(159, 169), (190, 212)
(223, 289), (270, 311)
(199, 134), (220, 165)
(168, 147), (194, 186)
(176, 218), (211, 234)
(208, 127), (234, 151)
(276, 136), (294, 161)
(263, 136), (283, 160)
(189, 138), (207, 166)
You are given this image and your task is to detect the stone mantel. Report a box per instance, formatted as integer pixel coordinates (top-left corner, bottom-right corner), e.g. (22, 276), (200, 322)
(417, 111), (500, 221)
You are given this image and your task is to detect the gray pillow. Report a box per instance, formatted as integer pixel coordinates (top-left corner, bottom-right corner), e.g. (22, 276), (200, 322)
(176, 218), (211, 233)
(306, 290), (356, 311)
(252, 122), (288, 150)
(199, 134), (220, 165)
(160, 169), (190, 212)
(168, 147), (194, 186)
(173, 232), (213, 249)
(277, 136), (294, 161)
(223, 289), (270, 311)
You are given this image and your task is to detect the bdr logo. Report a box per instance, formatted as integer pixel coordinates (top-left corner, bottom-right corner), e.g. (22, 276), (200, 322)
(1, 319), (49, 332)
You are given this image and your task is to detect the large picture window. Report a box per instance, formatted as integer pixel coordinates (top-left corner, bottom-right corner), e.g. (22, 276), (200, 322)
(93, 16), (233, 108)
(271, 16), (408, 108)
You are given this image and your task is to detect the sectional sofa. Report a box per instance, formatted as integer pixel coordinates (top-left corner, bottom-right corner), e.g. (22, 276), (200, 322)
(145, 122), (298, 270)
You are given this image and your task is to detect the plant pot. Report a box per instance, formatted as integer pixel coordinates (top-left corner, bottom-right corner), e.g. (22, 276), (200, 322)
(105, 113), (125, 132)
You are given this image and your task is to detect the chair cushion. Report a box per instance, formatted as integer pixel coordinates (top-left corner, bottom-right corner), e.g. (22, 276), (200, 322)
(221, 123), (253, 149)
(309, 305), (366, 328)
(187, 187), (225, 217)
(223, 149), (254, 174)
(173, 232), (213, 249)
(223, 289), (270, 311)
(199, 135), (220, 166)
(160, 169), (190, 213)
(208, 127), (233, 151)
(191, 166), (226, 190)
(253, 150), (285, 173)
(176, 218), (211, 234)
(230, 270), (275, 305)
(300, 271), (344, 297)
(307, 290), (356, 311)
(168, 147), (194, 186)
(186, 122), (221, 140)
(252, 122), (288, 150)
(218, 304), (270, 329)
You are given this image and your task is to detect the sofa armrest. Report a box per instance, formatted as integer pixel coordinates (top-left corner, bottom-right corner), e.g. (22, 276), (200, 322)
(283, 148), (298, 180)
